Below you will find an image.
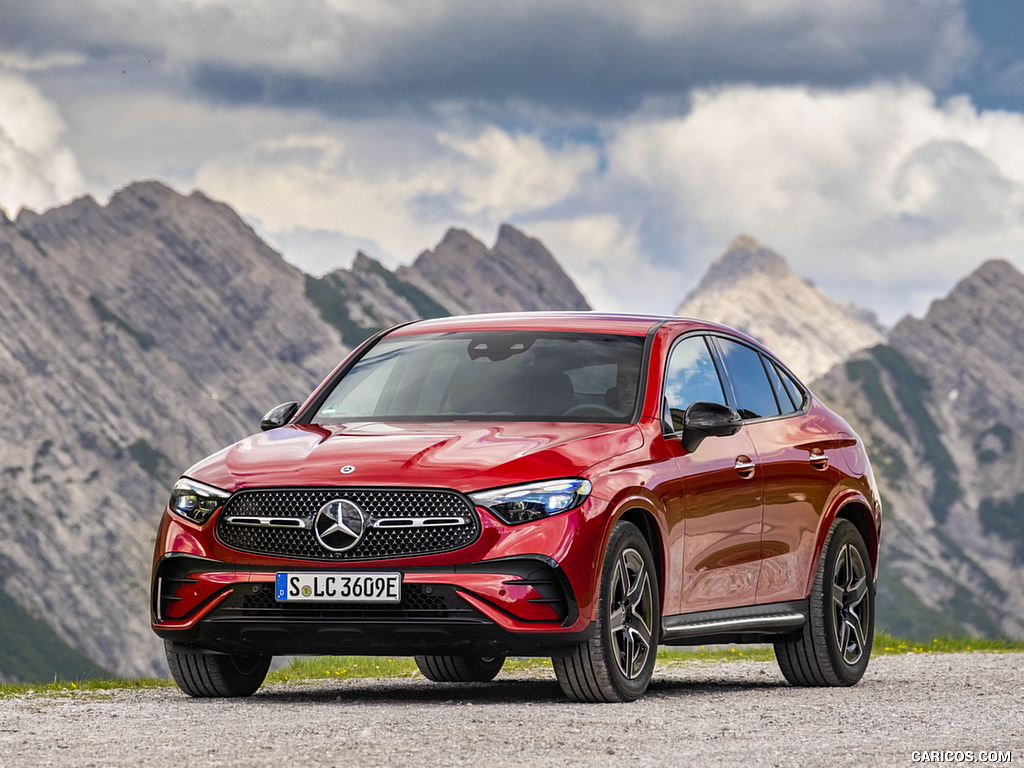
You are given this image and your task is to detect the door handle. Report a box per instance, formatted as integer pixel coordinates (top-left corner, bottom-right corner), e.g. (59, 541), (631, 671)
(809, 449), (829, 470)
(734, 456), (756, 478)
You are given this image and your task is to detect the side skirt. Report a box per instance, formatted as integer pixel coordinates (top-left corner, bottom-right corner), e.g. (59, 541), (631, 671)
(661, 600), (808, 646)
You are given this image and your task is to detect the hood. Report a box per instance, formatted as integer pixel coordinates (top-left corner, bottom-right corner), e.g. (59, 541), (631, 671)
(185, 421), (644, 493)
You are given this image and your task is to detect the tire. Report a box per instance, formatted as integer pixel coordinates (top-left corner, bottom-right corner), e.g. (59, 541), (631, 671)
(775, 518), (874, 686)
(414, 655), (506, 682)
(165, 642), (271, 698)
(552, 520), (660, 702)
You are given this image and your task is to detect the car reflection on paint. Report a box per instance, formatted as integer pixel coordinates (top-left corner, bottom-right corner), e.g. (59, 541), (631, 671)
(151, 312), (881, 702)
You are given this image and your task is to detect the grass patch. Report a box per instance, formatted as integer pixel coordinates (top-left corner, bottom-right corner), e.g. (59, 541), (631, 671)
(6, 633), (1024, 698)
(266, 634), (1024, 685)
(0, 677), (173, 698)
(873, 631), (1024, 655)
(267, 655), (421, 684)
(659, 646), (777, 663)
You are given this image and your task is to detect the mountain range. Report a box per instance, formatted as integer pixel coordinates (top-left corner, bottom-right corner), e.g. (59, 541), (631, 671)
(0, 180), (1020, 681)
(686, 238), (1024, 640)
(0, 182), (588, 681)
(675, 235), (886, 382)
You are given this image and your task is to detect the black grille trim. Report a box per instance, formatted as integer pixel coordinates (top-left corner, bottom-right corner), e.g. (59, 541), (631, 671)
(210, 583), (479, 622)
(215, 487), (480, 561)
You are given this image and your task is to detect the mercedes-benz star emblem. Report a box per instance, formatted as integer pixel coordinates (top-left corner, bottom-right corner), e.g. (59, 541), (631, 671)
(340, 465), (355, 474)
(313, 499), (366, 552)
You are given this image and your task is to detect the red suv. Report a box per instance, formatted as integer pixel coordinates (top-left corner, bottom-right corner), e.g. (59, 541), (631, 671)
(152, 312), (880, 702)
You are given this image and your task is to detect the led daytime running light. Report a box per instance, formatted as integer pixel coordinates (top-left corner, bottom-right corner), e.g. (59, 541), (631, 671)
(168, 478), (230, 525)
(470, 479), (592, 526)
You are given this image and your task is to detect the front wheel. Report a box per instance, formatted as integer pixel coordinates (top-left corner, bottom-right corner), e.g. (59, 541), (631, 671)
(553, 520), (660, 702)
(165, 642), (271, 697)
(774, 518), (874, 686)
(414, 655), (505, 682)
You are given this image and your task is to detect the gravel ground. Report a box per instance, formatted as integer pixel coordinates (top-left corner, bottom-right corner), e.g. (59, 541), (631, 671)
(1, 653), (1021, 768)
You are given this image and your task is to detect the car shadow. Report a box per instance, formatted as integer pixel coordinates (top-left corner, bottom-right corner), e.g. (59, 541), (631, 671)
(240, 669), (791, 706)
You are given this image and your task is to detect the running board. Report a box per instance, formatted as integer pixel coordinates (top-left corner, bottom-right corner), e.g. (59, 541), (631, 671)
(661, 600), (807, 645)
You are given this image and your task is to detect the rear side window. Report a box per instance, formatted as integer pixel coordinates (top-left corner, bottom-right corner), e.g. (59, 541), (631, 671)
(777, 364), (807, 411)
(663, 336), (728, 431)
(713, 337), (781, 420)
(764, 358), (797, 414)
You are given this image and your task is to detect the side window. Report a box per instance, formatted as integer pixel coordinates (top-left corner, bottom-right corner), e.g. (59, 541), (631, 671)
(663, 336), (728, 431)
(713, 337), (781, 420)
(777, 364), (807, 410)
(764, 357), (797, 414)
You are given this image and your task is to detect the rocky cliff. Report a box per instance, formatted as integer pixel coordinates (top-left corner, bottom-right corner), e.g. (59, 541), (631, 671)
(816, 260), (1024, 639)
(0, 182), (590, 681)
(676, 236), (886, 381)
(305, 225), (591, 347)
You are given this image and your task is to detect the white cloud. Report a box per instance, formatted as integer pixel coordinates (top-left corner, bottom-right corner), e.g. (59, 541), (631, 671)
(0, 70), (86, 214)
(194, 123), (598, 268)
(527, 215), (676, 314)
(605, 84), (1024, 321)
(2, 0), (974, 116)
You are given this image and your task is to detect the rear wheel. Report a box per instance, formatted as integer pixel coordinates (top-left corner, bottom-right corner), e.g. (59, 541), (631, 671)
(165, 642), (271, 697)
(414, 655), (506, 682)
(553, 520), (659, 702)
(775, 518), (874, 686)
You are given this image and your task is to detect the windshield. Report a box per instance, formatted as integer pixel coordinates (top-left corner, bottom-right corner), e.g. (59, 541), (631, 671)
(312, 331), (646, 423)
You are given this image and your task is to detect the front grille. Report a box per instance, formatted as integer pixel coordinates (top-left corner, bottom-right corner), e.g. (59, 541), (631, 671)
(210, 582), (478, 621)
(215, 488), (479, 560)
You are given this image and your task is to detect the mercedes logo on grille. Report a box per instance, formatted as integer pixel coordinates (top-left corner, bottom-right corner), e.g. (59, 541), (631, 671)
(313, 499), (366, 552)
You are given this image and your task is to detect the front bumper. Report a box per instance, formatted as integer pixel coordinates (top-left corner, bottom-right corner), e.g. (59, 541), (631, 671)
(153, 553), (592, 656)
(152, 486), (613, 657)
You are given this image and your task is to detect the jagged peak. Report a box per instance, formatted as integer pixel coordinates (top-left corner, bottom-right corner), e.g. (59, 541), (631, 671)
(680, 235), (793, 305)
(438, 227), (486, 250)
(899, 259), (1024, 337)
(109, 179), (180, 205)
(935, 259), (1023, 308)
(352, 251), (381, 272)
(495, 223), (531, 248)
(714, 237), (790, 276)
(960, 259), (1022, 288)
(727, 234), (763, 252)
(15, 192), (101, 224)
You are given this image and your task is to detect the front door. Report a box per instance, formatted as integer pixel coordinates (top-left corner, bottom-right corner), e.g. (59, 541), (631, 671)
(663, 334), (765, 614)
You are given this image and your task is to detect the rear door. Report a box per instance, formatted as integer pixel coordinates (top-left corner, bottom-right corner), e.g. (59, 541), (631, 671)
(711, 337), (841, 605)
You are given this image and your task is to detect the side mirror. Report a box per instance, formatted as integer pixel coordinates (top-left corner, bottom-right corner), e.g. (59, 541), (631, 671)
(260, 401), (299, 431)
(681, 401), (742, 453)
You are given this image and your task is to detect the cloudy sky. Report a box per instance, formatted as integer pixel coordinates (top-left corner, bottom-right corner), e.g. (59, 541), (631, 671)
(2, 0), (1024, 324)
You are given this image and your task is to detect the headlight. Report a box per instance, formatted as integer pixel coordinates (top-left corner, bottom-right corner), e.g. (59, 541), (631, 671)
(470, 479), (592, 525)
(168, 478), (231, 524)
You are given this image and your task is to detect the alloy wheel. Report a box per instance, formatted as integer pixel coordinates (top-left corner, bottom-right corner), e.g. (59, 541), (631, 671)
(830, 542), (871, 665)
(608, 547), (655, 679)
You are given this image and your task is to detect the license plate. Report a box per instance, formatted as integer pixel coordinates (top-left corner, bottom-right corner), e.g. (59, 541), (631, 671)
(275, 572), (402, 603)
